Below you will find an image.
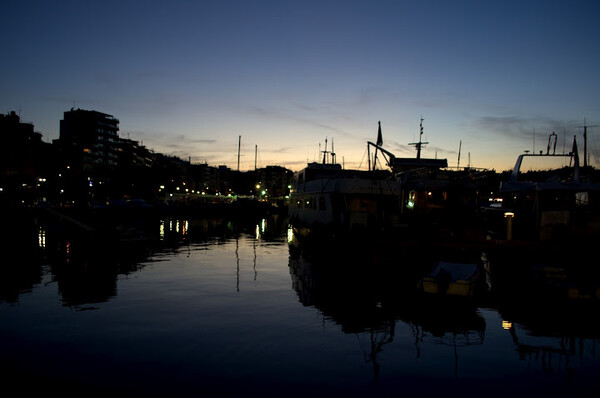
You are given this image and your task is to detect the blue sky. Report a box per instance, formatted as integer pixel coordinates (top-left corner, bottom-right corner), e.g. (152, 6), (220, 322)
(2, 0), (599, 171)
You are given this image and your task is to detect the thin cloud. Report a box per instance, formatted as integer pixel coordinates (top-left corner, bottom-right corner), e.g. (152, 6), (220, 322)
(242, 103), (357, 138)
(476, 115), (581, 140)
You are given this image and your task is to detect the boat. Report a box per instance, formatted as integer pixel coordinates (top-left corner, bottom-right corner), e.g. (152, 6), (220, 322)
(288, 137), (403, 237)
(289, 120), (491, 241)
(497, 133), (600, 241)
(368, 119), (491, 239)
(420, 260), (484, 297)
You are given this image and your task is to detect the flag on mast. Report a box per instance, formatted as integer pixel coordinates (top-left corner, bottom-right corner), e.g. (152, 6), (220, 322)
(376, 121), (383, 146)
(572, 135), (579, 164)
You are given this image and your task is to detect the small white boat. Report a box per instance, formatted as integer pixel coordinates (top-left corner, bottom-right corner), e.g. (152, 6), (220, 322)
(421, 261), (483, 297)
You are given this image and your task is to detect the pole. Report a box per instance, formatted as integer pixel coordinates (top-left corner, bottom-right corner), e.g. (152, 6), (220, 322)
(237, 135), (241, 171)
(578, 119), (597, 168)
(584, 124), (588, 167)
(255, 144), (257, 171)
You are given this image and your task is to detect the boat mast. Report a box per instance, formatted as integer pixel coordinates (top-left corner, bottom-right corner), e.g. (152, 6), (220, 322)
(409, 117), (429, 159)
(321, 137), (335, 164)
(373, 121), (382, 170)
(331, 138), (336, 164)
(578, 119), (597, 167)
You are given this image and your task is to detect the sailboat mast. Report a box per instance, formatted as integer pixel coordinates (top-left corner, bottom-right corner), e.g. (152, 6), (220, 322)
(237, 135), (241, 171)
(419, 117), (424, 159)
(584, 124), (587, 167)
(579, 119), (597, 168)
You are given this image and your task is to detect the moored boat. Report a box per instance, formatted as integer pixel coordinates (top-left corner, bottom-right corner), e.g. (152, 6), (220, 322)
(497, 133), (600, 241)
(288, 138), (403, 236)
(420, 260), (485, 297)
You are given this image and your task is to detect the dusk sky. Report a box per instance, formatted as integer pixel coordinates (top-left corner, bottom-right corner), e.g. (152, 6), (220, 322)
(2, 0), (599, 172)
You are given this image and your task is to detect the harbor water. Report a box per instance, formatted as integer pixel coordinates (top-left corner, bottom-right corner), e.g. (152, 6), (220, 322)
(1, 212), (599, 397)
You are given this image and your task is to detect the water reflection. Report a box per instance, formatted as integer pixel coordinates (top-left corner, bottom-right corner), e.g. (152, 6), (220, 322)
(288, 239), (489, 384)
(1, 211), (599, 395)
(288, 229), (600, 392)
(0, 211), (285, 307)
(288, 242), (400, 385)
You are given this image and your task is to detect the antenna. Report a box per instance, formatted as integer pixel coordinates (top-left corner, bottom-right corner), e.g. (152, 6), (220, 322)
(408, 116), (429, 159)
(318, 142), (321, 162)
(321, 137), (335, 164)
(331, 138), (336, 164)
(457, 140), (462, 169)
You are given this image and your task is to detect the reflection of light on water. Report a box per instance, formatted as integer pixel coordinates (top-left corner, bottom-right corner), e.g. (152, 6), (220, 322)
(502, 320), (512, 330)
(287, 226), (294, 243)
(163, 219), (189, 237)
(174, 220), (189, 235)
(181, 220), (188, 236)
(38, 226), (46, 248)
(255, 219), (267, 239)
(65, 241), (71, 263)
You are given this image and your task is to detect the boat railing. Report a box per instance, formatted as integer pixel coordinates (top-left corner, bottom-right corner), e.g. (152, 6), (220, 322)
(508, 134), (580, 184)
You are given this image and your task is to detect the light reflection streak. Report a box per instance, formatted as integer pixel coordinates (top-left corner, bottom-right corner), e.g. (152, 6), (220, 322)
(38, 225), (46, 248)
(65, 241), (71, 264)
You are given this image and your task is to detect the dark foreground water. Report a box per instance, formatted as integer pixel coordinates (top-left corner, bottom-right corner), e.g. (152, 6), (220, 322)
(1, 211), (599, 397)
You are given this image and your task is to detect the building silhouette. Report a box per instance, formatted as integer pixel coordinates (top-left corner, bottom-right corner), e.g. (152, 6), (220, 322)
(56, 109), (120, 171)
(2, 107), (294, 209)
(0, 111), (52, 205)
(52, 109), (122, 204)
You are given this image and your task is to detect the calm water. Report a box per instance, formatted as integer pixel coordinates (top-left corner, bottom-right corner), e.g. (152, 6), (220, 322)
(1, 212), (599, 397)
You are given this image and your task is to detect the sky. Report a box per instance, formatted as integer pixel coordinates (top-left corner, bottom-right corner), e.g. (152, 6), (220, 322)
(2, 0), (599, 172)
